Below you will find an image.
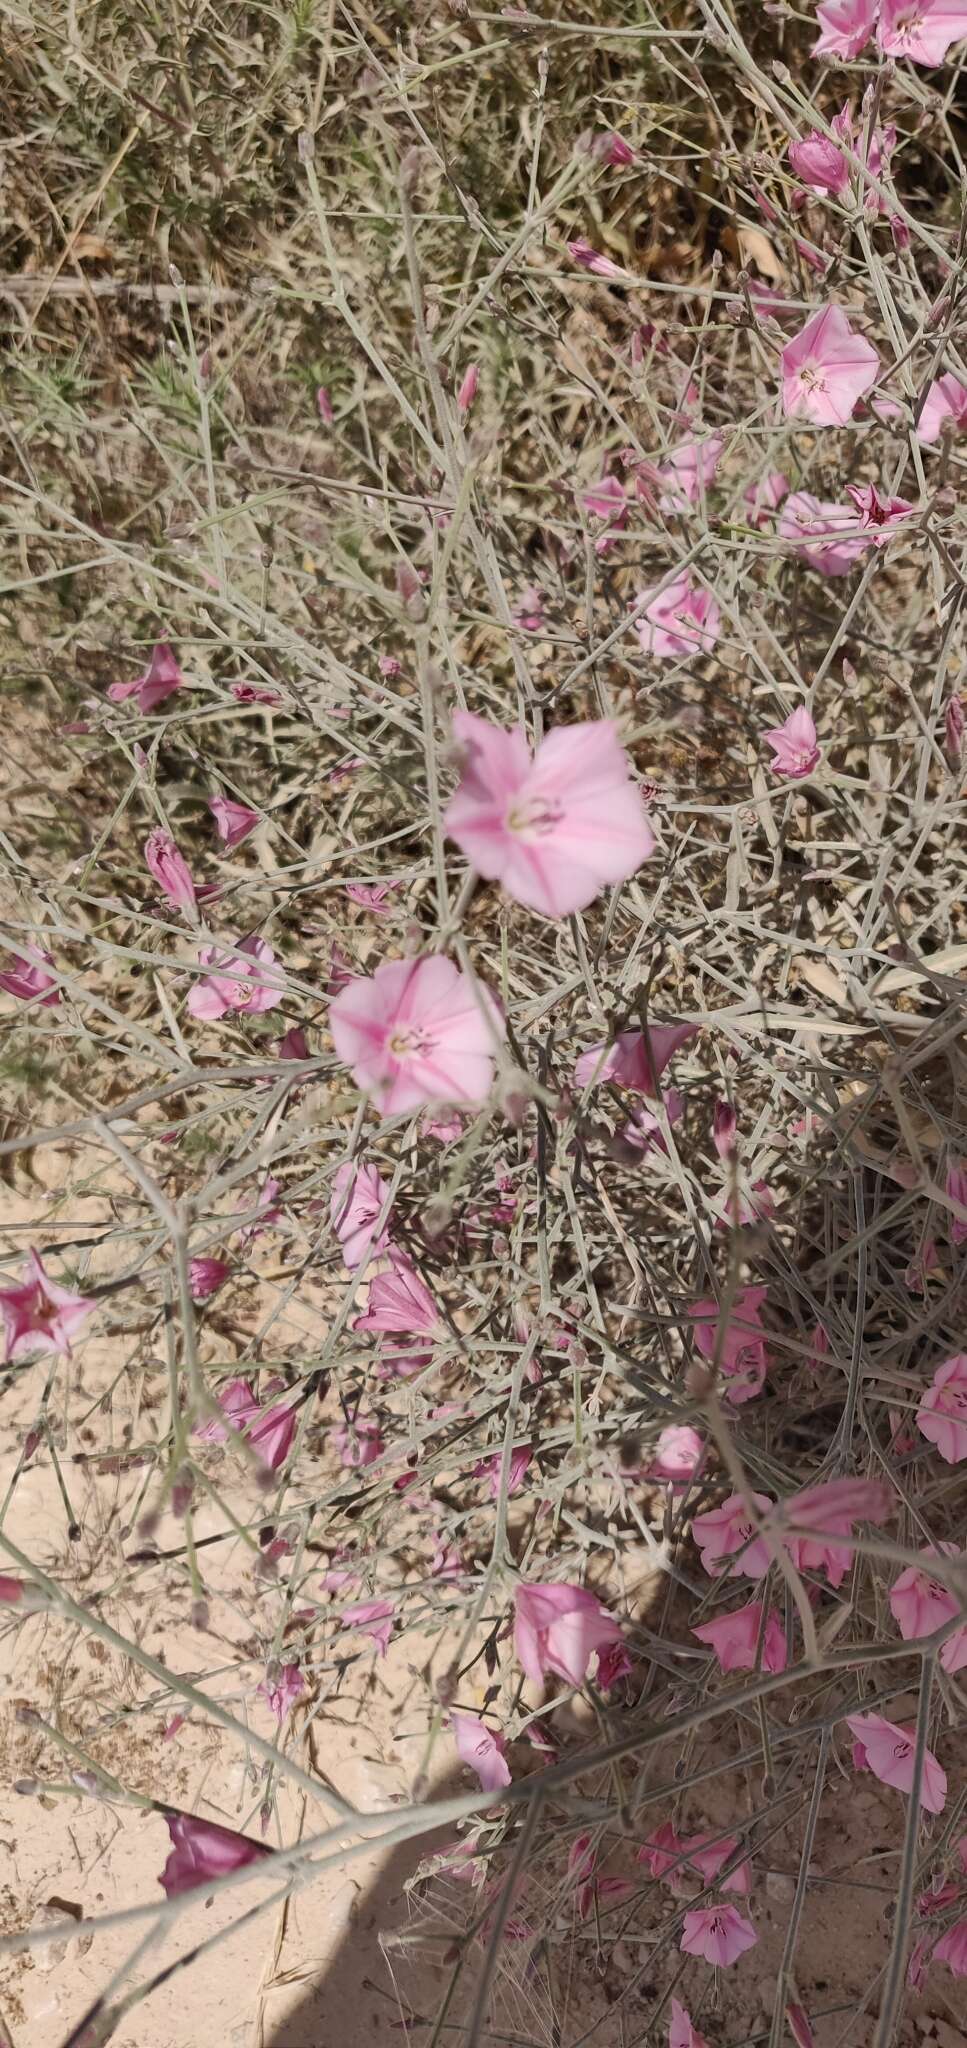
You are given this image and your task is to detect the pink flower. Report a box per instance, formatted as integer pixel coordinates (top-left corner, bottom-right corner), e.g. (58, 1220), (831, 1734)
(330, 1162), (392, 1270)
(0, 1576), (25, 1604)
(209, 796), (259, 848)
(567, 238), (628, 279)
(0, 1251), (95, 1362)
(686, 1832), (753, 1895)
(189, 1255), (231, 1301)
(692, 1492), (774, 1580)
(917, 374), (967, 444)
(332, 955), (504, 1114)
(788, 129), (850, 197)
(669, 2000), (709, 2048)
(345, 882), (397, 917)
(934, 1920), (967, 1976)
(780, 1476), (891, 1589)
(639, 1820), (690, 1883)
(582, 473), (628, 552)
(648, 1424), (706, 1486)
(844, 482), (916, 544)
(590, 130), (636, 166)
(159, 1811), (271, 1897)
(355, 1254), (440, 1346)
(457, 364), (479, 415)
(780, 304), (879, 426)
(475, 1446), (532, 1498)
(744, 471), (790, 527)
(332, 1418), (384, 1468)
(762, 706), (821, 780)
(680, 1903), (757, 1966)
(452, 1712), (511, 1792)
(890, 1548), (960, 1647)
(946, 1163), (967, 1245)
(636, 571), (721, 659)
(656, 434), (724, 511)
(187, 935), (284, 1020)
(378, 653), (401, 678)
(597, 1641), (634, 1689)
(918, 1353), (967, 1463)
(247, 1396), (299, 1471)
(693, 1598), (787, 1674)
(341, 1598), (395, 1656)
(847, 1713), (947, 1812)
(878, 0), (967, 64)
(689, 1287), (770, 1405)
(316, 385), (334, 423)
(443, 713), (653, 919)
(574, 1021), (696, 1096)
(109, 640), (183, 713)
(514, 1581), (623, 1689)
(193, 1377), (261, 1443)
(0, 946), (60, 1007)
(144, 829), (197, 915)
(275, 1025), (309, 1062)
(813, 0), (878, 56)
(780, 492), (867, 577)
(258, 1662), (304, 1722)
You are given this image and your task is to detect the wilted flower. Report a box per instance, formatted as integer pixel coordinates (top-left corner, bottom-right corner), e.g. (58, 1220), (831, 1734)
(109, 641), (184, 713)
(159, 1811), (271, 1897)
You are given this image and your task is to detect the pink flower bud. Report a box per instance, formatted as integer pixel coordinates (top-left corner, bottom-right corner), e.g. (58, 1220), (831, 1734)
(144, 829), (197, 915)
(457, 364), (479, 414)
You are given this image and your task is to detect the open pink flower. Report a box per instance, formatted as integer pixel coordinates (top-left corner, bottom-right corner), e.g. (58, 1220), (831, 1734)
(656, 434), (724, 511)
(330, 1161), (392, 1271)
(581, 474), (628, 552)
(813, 0), (878, 56)
(890, 1547), (961, 1653)
(341, 1598), (395, 1656)
(331, 956), (504, 1113)
(693, 1598), (787, 1674)
(452, 1712), (511, 1792)
(1, 1251), (95, 1362)
(355, 1254), (440, 1349)
(669, 2001), (710, 2048)
(917, 374), (967, 444)
(680, 1903), (757, 1966)
(781, 305), (879, 425)
(648, 1424), (706, 1487)
(762, 706), (821, 780)
(187, 935), (284, 1020)
(934, 1920), (967, 1976)
(692, 1492), (774, 1580)
(109, 640), (184, 713)
(597, 1641), (634, 1689)
(189, 1255), (231, 1301)
(918, 1353), (967, 1463)
(443, 713), (654, 919)
(878, 0), (967, 63)
(779, 1477), (891, 1589)
(193, 1377), (261, 1443)
(946, 1163), (967, 1245)
(574, 1021), (696, 1096)
(159, 1811), (271, 1897)
(847, 1713), (947, 1813)
(144, 829), (197, 915)
(514, 1582), (623, 1689)
(689, 1287), (770, 1405)
(209, 796), (260, 848)
(636, 572), (721, 659)
(780, 492), (867, 577)
(258, 1662), (304, 1722)
(332, 1418), (384, 1468)
(0, 946), (60, 1007)
(845, 482), (915, 544)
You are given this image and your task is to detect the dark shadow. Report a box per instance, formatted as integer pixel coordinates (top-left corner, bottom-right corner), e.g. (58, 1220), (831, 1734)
(263, 1769), (465, 2048)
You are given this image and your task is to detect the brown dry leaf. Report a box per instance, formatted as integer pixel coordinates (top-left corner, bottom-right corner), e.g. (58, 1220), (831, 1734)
(71, 232), (113, 263)
(791, 954), (851, 1008)
(722, 222), (786, 282)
